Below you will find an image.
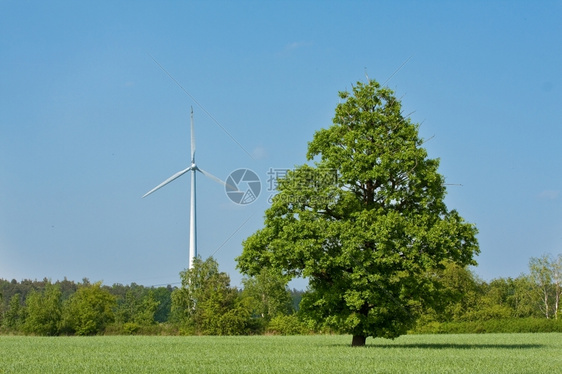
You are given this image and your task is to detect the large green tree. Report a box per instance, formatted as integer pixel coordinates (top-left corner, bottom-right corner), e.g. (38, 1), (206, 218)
(237, 79), (479, 346)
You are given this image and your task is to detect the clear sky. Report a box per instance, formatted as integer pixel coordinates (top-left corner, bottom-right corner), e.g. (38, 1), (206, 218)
(1, 1), (560, 288)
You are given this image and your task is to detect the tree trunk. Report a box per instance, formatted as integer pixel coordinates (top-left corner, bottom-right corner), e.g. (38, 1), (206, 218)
(554, 283), (560, 320)
(351, 335), (366, 347)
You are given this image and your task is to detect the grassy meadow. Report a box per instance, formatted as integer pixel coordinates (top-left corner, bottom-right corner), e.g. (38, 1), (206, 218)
(0, 333), (560, 373)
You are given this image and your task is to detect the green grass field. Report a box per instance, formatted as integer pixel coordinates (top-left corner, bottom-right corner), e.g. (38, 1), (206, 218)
(0, 333), (560, 373)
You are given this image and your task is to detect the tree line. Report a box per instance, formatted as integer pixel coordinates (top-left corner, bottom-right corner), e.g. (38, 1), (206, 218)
(0, 277), (174, 335)
(0, 253), (560, 336)
(0, 258), (305, 336)
(413, 253), (562, 334)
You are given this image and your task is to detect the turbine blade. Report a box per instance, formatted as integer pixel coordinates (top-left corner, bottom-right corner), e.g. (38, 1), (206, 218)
(143, 167), (192, 198)
(198, 168), (237, 190)
(190, 107), (196, 164)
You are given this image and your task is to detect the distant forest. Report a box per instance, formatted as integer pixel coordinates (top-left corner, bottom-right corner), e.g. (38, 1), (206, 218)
(1, 253), (561, 336)
(0, 264), (306, 336)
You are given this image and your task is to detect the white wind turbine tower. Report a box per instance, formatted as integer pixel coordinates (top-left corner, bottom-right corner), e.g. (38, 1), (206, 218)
(143, 107), (228, 270)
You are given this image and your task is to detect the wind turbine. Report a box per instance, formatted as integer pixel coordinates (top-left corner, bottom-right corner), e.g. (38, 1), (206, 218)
(143, 107), (228, 270)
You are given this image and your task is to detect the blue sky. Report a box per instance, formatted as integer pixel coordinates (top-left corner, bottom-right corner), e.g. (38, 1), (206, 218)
(0, 1), (560, 288)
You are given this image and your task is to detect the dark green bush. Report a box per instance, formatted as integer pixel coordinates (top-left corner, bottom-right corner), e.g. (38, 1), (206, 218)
(267, 315), (309, 335)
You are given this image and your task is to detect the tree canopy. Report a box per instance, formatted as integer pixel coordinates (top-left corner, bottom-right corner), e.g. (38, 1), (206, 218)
(237, 79), (479, 346)
(62, 281), (116, 335)
(171, 257), (253, 335)
(242, 267), (294, 322)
